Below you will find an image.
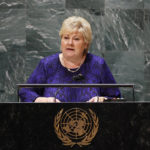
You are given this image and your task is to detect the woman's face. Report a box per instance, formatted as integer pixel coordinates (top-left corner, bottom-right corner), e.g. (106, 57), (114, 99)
(61, 31), (87, 59)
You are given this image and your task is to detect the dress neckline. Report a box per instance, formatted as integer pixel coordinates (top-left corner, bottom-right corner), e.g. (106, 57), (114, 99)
(58, 53), (89, 73)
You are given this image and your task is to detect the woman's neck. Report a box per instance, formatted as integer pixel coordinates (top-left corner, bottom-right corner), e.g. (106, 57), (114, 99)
(59, 53), (86, 69)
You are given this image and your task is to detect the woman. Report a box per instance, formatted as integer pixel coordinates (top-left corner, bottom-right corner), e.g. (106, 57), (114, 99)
(19, 16), (121, 102)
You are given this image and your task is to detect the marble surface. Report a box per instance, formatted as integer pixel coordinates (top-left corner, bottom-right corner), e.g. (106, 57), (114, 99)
(0, 0), (25, 8)
(0, 103), (150, 149)
(66, 0), (105, 9)
(104, 51), (144, 100)
(144, 0), (150, 9)
(26, 0), (65, 9)
(105, 0), (144, 9)
(0, 0), (149, 102)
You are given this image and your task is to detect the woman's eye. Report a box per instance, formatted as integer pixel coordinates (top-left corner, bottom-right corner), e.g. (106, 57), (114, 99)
(74, 38), (80, 40)
(64, 36), (69, 39)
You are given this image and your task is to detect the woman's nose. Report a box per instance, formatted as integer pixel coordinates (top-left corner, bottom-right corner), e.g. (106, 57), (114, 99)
(68, 38), (73, 45)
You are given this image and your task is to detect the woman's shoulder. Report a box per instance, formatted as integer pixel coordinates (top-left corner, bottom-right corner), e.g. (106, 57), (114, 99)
(40, 53), (59, 65)
(43, 53), (59, 61)
(87, 53), (105, 65)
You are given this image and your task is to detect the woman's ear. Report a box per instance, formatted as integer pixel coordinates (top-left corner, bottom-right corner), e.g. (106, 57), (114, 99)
(84, 42), (88, 50)
(83, 47), (88, 55)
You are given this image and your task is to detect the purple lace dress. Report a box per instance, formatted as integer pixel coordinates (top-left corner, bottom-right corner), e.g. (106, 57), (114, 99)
(19, 53), (121, 102)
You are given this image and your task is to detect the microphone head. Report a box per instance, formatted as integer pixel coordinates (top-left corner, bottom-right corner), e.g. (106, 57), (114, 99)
(73, 74), (84, 81)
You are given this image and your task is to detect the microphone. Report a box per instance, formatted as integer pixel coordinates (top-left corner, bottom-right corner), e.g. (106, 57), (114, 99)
(72, 73), (85, 81)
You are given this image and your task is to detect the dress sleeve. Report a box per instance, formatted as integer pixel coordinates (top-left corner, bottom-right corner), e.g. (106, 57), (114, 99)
(99, 59), (121, 98)
(19, 59), (47, 102)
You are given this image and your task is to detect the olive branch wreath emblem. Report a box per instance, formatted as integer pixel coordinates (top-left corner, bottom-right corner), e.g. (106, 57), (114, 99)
(54, 108), (99, 147)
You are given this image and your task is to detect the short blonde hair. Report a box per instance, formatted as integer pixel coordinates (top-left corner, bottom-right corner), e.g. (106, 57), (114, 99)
(59, 16), (92, 51)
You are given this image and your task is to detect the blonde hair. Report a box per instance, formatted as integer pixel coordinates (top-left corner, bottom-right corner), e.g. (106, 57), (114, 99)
(59, 16), (92, 51)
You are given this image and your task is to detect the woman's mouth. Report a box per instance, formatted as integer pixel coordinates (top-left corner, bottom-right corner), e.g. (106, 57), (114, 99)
(66, 48), (74, 51)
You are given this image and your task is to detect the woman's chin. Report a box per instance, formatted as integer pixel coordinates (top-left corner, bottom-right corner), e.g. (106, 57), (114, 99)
(63, 51), (76, 58)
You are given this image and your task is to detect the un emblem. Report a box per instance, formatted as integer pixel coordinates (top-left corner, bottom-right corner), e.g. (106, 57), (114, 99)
(54, 108), (99, 147)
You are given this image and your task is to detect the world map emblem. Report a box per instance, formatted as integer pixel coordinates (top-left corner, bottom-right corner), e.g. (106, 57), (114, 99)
(54, 108), (99, 147)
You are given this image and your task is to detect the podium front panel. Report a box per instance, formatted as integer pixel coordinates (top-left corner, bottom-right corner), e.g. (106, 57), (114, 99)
(0, 103), (149, 150)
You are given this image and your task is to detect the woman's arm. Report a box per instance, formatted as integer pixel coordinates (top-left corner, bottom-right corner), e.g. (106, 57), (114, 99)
(19, 59), (47, 102)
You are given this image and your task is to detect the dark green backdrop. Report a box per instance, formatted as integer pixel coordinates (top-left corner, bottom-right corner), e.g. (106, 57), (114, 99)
(0, 0), (149, 102)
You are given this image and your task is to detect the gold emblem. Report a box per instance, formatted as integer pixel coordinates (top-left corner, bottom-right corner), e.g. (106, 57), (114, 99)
(54, 108), (99, 147)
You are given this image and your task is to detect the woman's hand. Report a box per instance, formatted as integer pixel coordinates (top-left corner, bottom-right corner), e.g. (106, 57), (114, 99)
(87, 96), (107, 102)
(34, 97), (61, 103)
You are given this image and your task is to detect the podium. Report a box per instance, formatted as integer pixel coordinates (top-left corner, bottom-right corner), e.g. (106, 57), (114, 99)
(0, 103), (150, 150)
(2, 84), (147, 149)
